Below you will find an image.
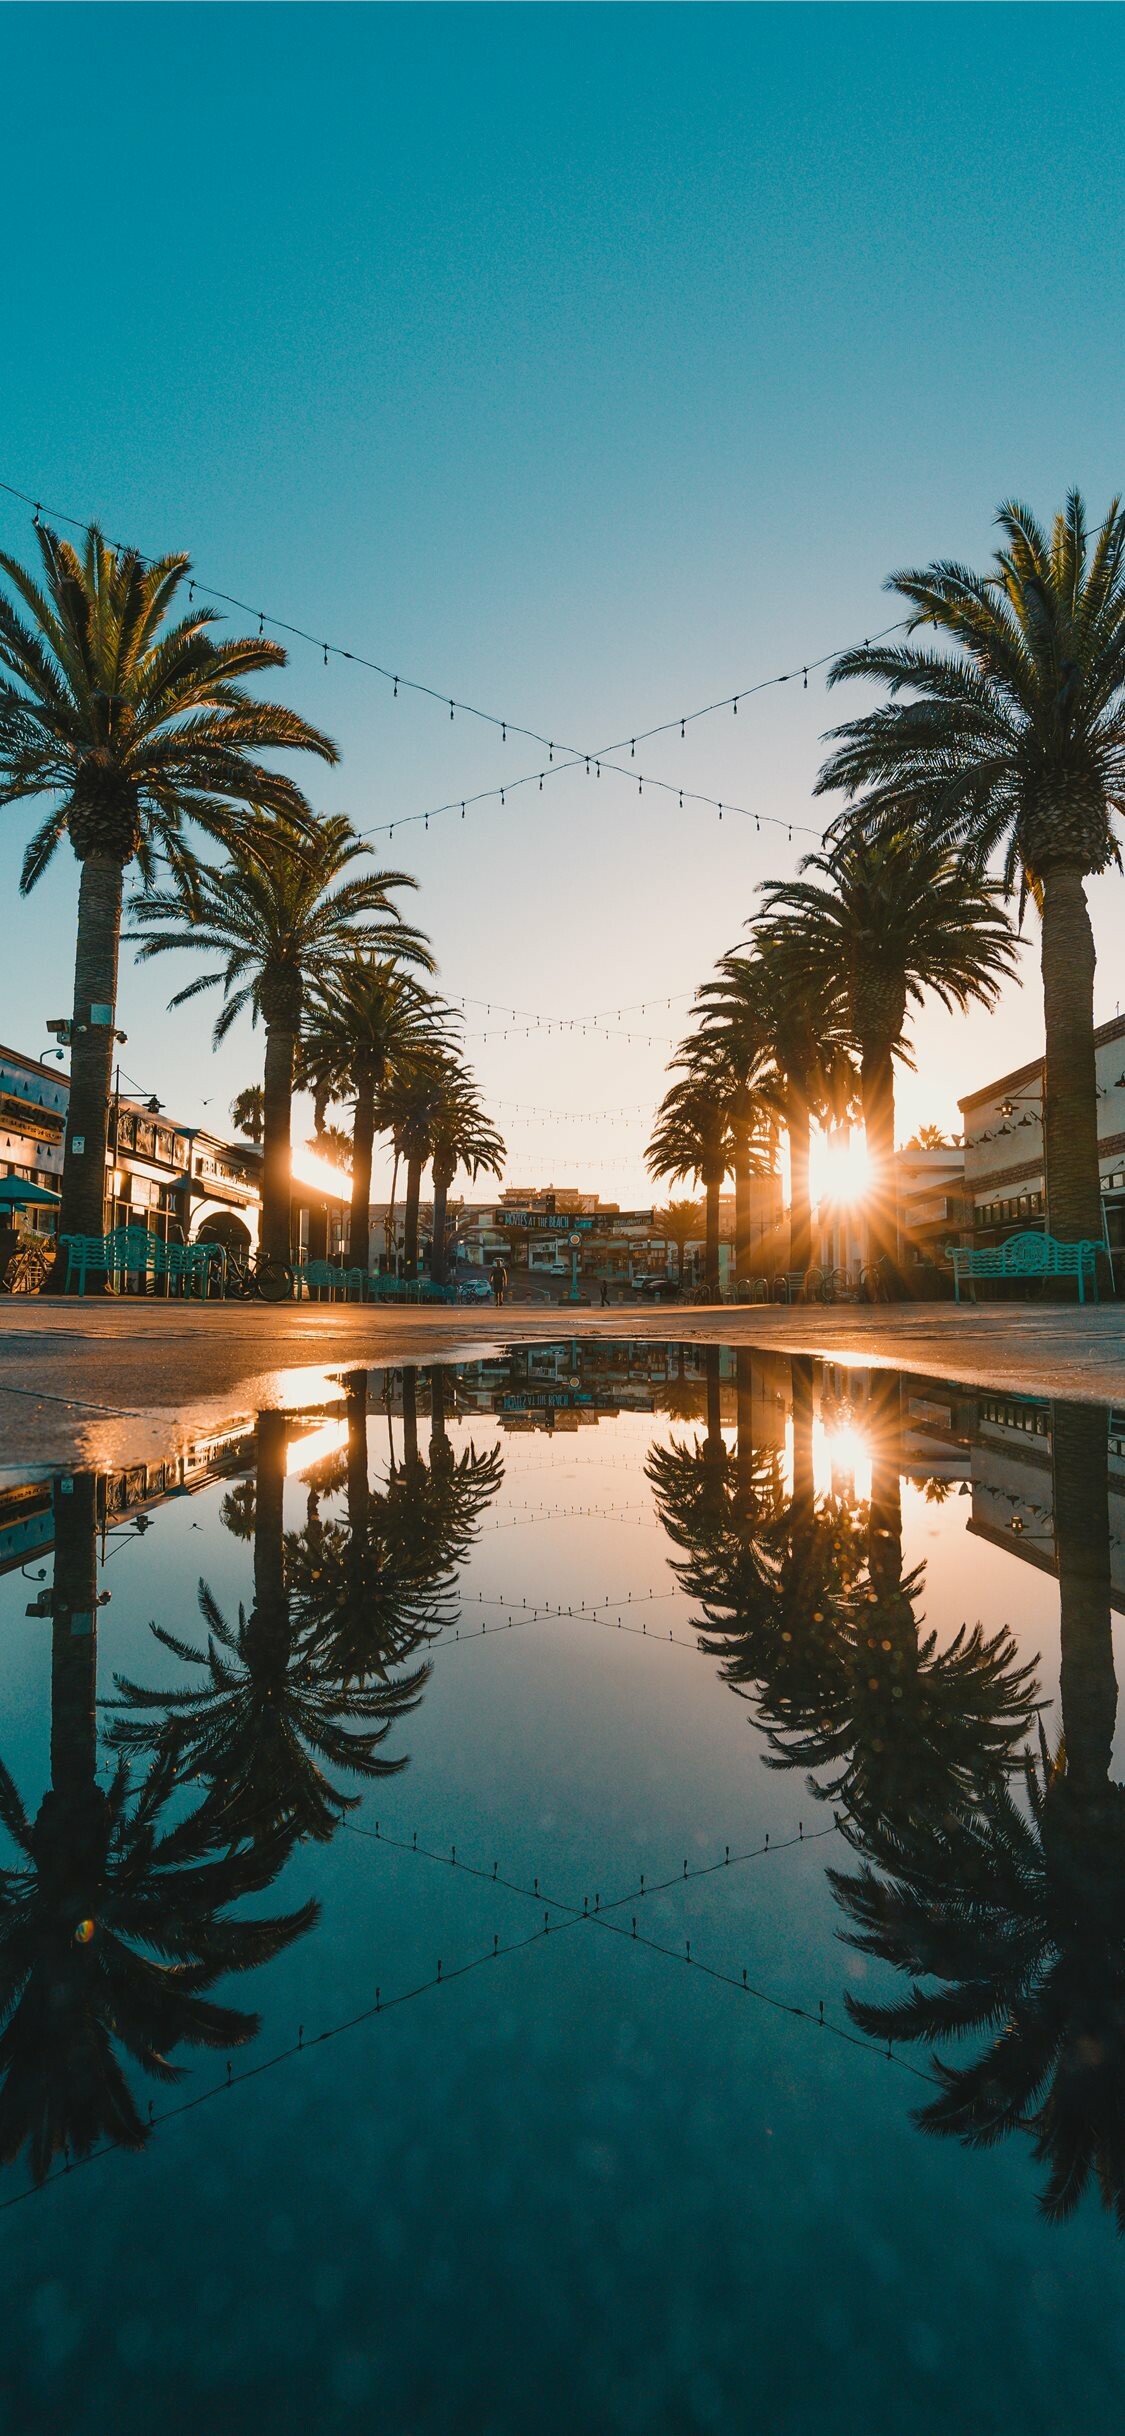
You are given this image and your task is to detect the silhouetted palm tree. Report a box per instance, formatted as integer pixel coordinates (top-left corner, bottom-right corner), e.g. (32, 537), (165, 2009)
(817, 492), (1125, 1242)
(299, 957), (449, 1268)
(697, 940), (855, 1277)
(130, 818), (433, 1262)
(759, 833), (1014, 1274)
(427, 1077), (506, 1284)
(0, 522), (337, 1273)
(647, 1068), (734, 1299)
(0, 1473), (315, 2183)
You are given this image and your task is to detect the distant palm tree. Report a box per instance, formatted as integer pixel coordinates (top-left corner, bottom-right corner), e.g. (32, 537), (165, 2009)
(0, 523), (337, 1275)
(817, 493), (1125, 1243)
(760, 831), (1015, 1274)
(427, 1075), (506, 1283)
(652, 1199), (703, 1292)
(906, 1125), (949, 1150)
(646, 1068), (734, 1298)
(299, 957), (447, 1268)
(0, 1472), (315, 2182)
(130, 817), (433, 1263)
(697, 939), (855, 1277)
(379, 1051), (456, 1278)
(230, 1085), (265, 1145)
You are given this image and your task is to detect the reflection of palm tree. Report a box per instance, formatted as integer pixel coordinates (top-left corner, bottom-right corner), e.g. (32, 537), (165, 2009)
(0, 1474), (314, 2184)
(108, 1409), (429, 1847)
(762, 1378), (1037, 1827)
(832, 1404), (1125, 2226)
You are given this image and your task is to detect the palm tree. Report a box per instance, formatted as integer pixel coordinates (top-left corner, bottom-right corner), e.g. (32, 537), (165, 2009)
(652, 1200), (703, 1292)
(379, 1050), (456, 1279)
(0, 523), (336, 1277)
(697, 939), (855, 1278)
(907, 1125), (949, 1150)
(107, 1409), (431, 1847)
(646, 1068), (734, 1299)
(299, 957), (448, 1269)
(0, 1471), (316, 2182)
(427, 1075), (506, 1283)
(759, 830), (1015, 1275)
(130, 817), (433, 1263)
(816, 493), (1125, 1244)
(831, 1405), (1125, 2222)
(230, 1085), (265, 1145)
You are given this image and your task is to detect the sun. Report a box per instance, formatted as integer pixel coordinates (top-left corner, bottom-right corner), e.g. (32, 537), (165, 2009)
(810, 1130), (871, 1207)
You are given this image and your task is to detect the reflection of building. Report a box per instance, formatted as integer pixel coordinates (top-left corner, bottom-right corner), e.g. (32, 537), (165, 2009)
(0, 1418), (259, 1581)
(899, 1377), (1125, 1613)
(960, 1012), (1125, 1275)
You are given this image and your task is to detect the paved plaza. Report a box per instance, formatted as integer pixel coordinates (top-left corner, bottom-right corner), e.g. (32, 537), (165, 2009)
(1, 1295), (1123, 1468)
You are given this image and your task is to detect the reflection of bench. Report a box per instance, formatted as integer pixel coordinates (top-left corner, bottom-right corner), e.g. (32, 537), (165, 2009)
(61, 1226), (223, 1298)
(366, 1277), (457, 1305)
(294, 1260), (367, 1301)
(950, 1230), (1103, 1304)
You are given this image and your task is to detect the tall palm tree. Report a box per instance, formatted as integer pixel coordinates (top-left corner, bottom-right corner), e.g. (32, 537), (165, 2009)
(646, 1067), (734, 1299)
(427, 1074), (506, 1283)
(130, 817), (432, 1263)
(697, 940), (855, 1278)
(0, 523), (336, 1277)
(760, 831), (1015, 1275)
(379, 1050), (456, 1278)
(816, 493), (1125, 1243)
(831, 1403), (1125, 2224)
(299, 957), (448, 1269)
(0, 1471), (315, 2182)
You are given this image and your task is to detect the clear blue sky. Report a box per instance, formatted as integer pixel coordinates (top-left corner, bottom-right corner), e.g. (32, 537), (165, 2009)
(3, 3), (1124, 1200)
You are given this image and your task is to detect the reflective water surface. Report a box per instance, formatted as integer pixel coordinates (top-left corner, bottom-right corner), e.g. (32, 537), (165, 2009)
(2, 1343), (1124, 2434)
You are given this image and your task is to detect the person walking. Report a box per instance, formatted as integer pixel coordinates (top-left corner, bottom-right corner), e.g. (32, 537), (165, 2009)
(490, 1259), (508, 1307)
(599, 1280), (611, 1307)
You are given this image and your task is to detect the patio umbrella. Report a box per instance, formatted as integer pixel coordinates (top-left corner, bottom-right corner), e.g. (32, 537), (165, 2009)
(0, 1177), (62, 1209)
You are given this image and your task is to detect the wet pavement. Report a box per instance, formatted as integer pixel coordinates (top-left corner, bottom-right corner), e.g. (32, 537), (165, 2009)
(1, 1296), (1124, 1469)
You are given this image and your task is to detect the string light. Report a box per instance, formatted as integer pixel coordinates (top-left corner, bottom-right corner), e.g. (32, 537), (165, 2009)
(0, 472), (904, 853)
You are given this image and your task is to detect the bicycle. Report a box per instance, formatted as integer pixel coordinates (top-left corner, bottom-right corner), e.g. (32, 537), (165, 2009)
(221, 1250), (295, 1302)
(0, 1242), (51, 1294)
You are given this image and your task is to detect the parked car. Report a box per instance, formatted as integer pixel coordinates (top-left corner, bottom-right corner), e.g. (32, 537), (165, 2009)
(455, 1267), (494, 1304)
(632, 1273), (679, 1300)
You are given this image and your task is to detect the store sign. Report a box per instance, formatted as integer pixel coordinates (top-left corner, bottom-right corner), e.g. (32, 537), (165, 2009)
(503, 1212), (595, 1232)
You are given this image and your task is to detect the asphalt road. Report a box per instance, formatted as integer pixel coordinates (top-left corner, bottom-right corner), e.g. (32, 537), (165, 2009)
(1, 1295), (1123, 1470)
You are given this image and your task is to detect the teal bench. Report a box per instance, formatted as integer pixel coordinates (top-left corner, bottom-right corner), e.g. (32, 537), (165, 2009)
(294, 1260), (368, 1301)
(950, 1230), (1103, 1304)
(61, 1226), (223, 1298)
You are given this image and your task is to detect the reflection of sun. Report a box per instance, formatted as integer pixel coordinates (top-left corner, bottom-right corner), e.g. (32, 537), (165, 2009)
(813, 1416), (872, 1501)
(811, 1131), (871, 1207)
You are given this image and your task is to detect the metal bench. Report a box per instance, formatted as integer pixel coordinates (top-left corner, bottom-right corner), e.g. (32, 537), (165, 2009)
(294, 1259), (368, 1302)
(950, 1230), (1103, 1304)
(61, 1226), (222, 1298)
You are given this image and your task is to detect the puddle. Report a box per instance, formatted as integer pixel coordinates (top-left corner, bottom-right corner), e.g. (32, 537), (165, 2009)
(2, 1342), (1124, 2432)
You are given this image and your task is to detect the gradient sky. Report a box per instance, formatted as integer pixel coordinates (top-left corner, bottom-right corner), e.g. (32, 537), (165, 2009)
(3, 2), (1124, 1206)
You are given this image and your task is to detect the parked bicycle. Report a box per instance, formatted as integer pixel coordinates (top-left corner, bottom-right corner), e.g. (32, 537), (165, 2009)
(221, 1250), (295, 1302)
(0, 1240), (51, 1294)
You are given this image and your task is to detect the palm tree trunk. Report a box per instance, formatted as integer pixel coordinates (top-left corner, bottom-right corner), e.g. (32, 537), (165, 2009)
(429, 1364), (449, 1452)
(348, 1079), (376, 1271)
(704, 1164), (721, 1298)
(386, 1143), (401, 1270)
(860, 1039), (898, 1277)
(344, 1371), (370, 1537)
(790, 1355), (815, 1523)
(705, 1341), (723, 1452)
(403, 1157), (422, 1277)
(787, 1089), (813, 1276)
(261, 1022), (296, 1265)
(732, 1117), (753, 1283)
(1052, 1401), (1116, 1795)
(1040, 867), (1103, 1245)
(430, 1166), (450, 1283)
(402, 1365), (419, 1471)
(45, 853), (125, 1290)
(50, 1473), (100, 1792)
(735, 1349), (754, 1494)
(254, 1409), (289, 1620)
(865, 1374), (903, 1604)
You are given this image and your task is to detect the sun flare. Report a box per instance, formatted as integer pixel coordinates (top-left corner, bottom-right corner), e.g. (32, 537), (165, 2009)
(810, 1131), (871, 1208)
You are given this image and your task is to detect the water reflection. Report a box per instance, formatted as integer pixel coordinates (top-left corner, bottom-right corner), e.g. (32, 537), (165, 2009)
(831, 1402), (1125, 2226)
(0, 1367), (503, 2185)
(0, 1471), (316, 2183)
